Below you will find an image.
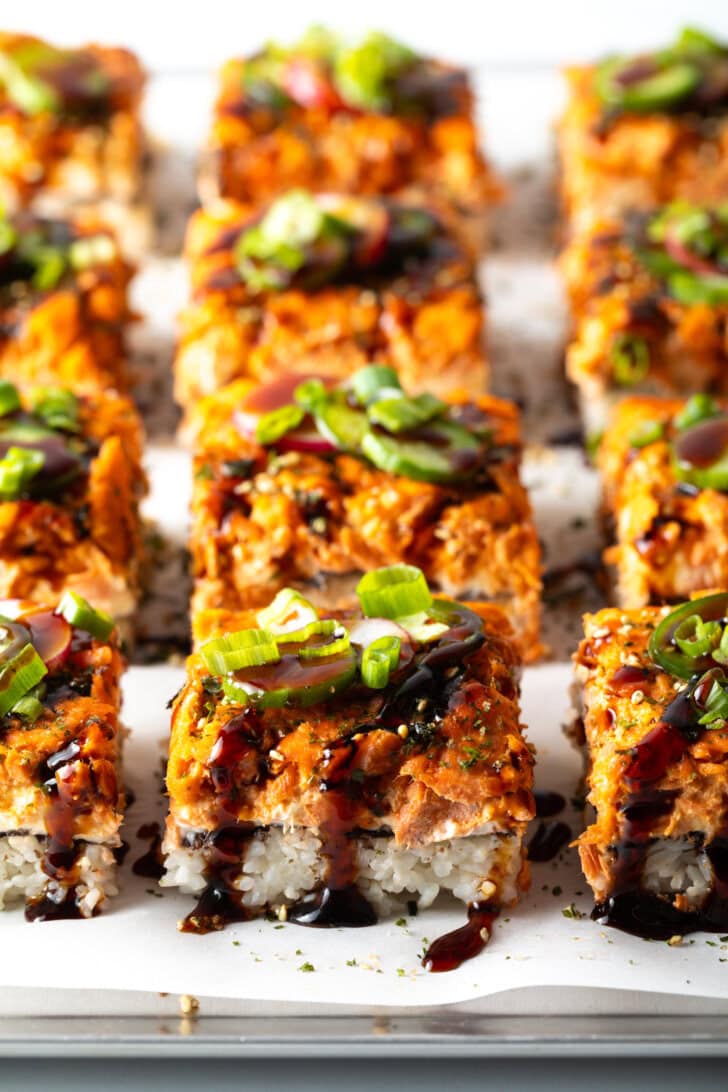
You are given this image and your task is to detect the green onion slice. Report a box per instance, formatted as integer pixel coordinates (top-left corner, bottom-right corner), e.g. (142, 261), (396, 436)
(293, 378), (328, 412)
(56, 590), (114, 640)
(31, 388), (80, 433)
(351, 365), (402, 406)
(201, 629), (281, 674)
(275, 619), (338, 645)
(668, 270), (728, 305)
(610, 333), (651, 386)
(361, 635), (401, 689)
(395, 610), (449, 644)
(698, 672), (728, 726)
(673, 614), (722, 658)
(256, 588), (318, 633)
(0, 643), (47, 717)
(10, 694), (44, 722)
(367, 392), (446, 433)
(649, 592), (728, 678)
(0, 381), (20, 418)
(357, 564), (432, 619)
(0, 446), (44, 500)
(298, 629), (351, 660)
(674, 393), (721, 431)
(628, 420), (664, 448)
(313, 402), (369, 450)
(256, 404), (305, 445)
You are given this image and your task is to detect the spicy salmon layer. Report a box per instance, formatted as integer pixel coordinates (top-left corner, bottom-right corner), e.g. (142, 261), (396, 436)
(0, 594), (125, 920)
(598, 394), (728, 609)
(0, 209), (134, 394)
(199, 28), (499, 256)
(0, 381), (146, 626)
(188, 368), (541, 660)
(162, 568), (534, 947)
(574, 597), (728, 939)
(0, 33), (149, 254)
(558, 27), (728, 232)
(175, 191), (487, 409)
(561, 203), (728, 435)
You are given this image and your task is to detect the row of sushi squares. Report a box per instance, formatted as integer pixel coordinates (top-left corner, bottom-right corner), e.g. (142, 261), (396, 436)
(0, 21), (725, 971)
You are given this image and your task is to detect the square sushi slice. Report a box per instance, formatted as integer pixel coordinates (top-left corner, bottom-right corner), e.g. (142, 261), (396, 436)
(188, 365), (541, 659)
(199, 27), (498, 255)
(558, 26), (728, 232)
(0, 32), (149, 254)
(599, 394), (728, 608)
(163, 566), (534, 969)
(175, 190), (487, 409)
(0, 208), (133, 394)
(0, 592), (125, 920)
(0, 380), (145, 628)
(562, 202), (728, 435)
(574, 593), (728, 939)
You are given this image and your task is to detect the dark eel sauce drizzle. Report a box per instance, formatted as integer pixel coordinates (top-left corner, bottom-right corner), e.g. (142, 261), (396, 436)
(593, 680), (728, 938)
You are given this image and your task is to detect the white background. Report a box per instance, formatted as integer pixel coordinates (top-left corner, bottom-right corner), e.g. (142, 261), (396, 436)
(2, 0), (728, 70)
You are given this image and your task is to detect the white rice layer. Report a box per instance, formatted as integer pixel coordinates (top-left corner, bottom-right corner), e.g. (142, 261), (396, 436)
(0, 835), (118, 918)
(161, 826), (523, 914)
(643, 837), (714, 909)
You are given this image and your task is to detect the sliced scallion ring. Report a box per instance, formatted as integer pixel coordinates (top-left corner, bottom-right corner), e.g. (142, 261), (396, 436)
(0, 381), (20, 418)
(673, 614), (722, 657)
(0, 644), (47, 717)
(56, 590), (114, 640)
(610, 332), (651, 386)
(293, 378), (328, 412)
(298, 629), (351, 660)
(0, 446), (44, 500)
(395, 610), (449, 643)
(361, 635), (401, 689)
(351, 365), (401, 406)
(367, 392), (446, 433)
(649, 592), (728, 678)
(10, 694), (44, 722)
(256, 404), (305, 445)
(357, 564), (432, 619)
(256, 588), (318, 633)
(31, 388), (80, 433)
(275, 619), (338, 645)
(698, 674), (728, 726)
(629, 420), (664, 448)
(201, 629), (280, 674)
(674, 393), (721, 431)
(313, 402), (369, 450)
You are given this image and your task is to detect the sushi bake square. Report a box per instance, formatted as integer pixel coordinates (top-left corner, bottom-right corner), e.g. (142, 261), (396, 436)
(200, 27), (498, 255)
(574, 596), (728, 940)
(0, 381), (145, 627)
(559, 26), (728, 231)
(188, 366), (541, 659)
(562, 203), (728, 434)
(163, 566), (534, 967)
(0, 593), (125, 920)
(0, 209), (134, 393)
(0, 32), (148, 251)
(175, 190), (487, 409)
(599, 394), (728, 609)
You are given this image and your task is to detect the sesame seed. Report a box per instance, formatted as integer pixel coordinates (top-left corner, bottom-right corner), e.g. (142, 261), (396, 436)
(479, 880), (496, 899)
(179, 994), (199, 1015)
(269, 749), (284, 762)
(479, 927), (490, 943)
(277, 904), (288, 923)
(631, 690), (645, 705)
(397, 725), (409, 739)
(667, 935), (683, 947)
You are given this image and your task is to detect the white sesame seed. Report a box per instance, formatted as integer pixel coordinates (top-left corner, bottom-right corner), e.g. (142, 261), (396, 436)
(269, 749), (284, 762)
(397, 725), (409, 739)
(277, 904), (288, 923)
(179, 994), (199, 1015)
(667, 935), (683, 947)
(631, 690), (645, 705)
